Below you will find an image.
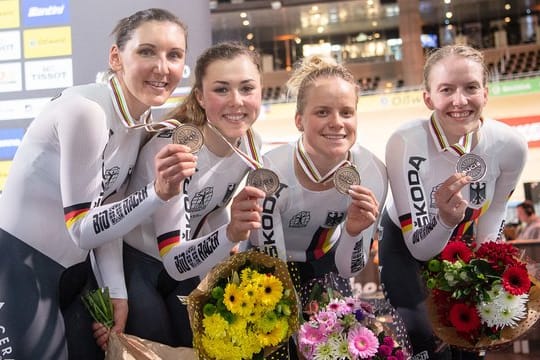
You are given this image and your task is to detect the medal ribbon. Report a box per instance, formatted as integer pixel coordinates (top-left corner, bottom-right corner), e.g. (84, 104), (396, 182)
(429, 114), (473, 156)
(295, 136), (351, 183)
(206, 122), (262, 170)
(109, 75), (184, 132)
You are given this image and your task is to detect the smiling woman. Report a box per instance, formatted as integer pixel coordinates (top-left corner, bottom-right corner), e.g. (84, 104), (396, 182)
(379, 44), (528, 360)
(0, 8), (190, 360)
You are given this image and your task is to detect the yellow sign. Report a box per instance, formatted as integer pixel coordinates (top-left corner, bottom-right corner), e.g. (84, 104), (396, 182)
(23, 26), (72, 58)
(0, 0), (20, 29)
(357, 90), (424, 112)
(0, 160), (12, 192)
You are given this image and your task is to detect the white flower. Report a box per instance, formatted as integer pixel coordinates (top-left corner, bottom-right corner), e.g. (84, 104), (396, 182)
(313, 341), (339, 360)
(477, 301), (498, 327)
(479, 289), (528, 329)
(327, 334), (351, 359)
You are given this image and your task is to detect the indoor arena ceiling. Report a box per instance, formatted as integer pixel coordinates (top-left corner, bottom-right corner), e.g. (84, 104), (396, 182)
(210, 0), (540, 43)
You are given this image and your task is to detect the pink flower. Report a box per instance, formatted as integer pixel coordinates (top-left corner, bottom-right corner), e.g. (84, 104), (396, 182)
(347, 326), (379, 359)
(383, 336), (394, 347)
(327, 298), (350, 316)
(315, 310), (339, 332)
(394, 349), (405, 360)
(298, 323), (326, 346)
(378, 344), (393, 356)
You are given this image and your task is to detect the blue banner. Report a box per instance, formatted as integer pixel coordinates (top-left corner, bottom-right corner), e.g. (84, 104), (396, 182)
(0, 128), (25, 160)
(22, 0), (70, 28)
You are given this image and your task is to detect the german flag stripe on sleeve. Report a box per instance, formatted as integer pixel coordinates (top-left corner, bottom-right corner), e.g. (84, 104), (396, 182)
(158, 231), (180, 257)
(399, 213), (413, 233)
(64, 202), (92, 229)
(307, 227), (335, 261)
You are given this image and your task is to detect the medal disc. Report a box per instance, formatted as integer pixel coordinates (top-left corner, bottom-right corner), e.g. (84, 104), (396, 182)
(456, 153), (486, 182)
(333, 166), (361, 194)
(246, 168), (280, 197)
(172, 124), (204, 153)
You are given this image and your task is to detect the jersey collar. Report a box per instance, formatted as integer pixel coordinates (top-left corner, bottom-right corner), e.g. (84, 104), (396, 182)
(428, 113), (474, 156)
(108, 74), (152, 128)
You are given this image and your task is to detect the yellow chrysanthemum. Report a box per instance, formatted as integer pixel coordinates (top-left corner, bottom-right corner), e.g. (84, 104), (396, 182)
(223, 282), (243, 313)
(240, 267), (255, 283)
(202, 313), (229, 339)
(255, 311), (278, 333)
(257, 318), (289, 347)
(258, 274), (284, 308)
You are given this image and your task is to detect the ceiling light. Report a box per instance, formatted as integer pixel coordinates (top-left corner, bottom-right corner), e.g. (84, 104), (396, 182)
(240, 12), (247, 18)
(271, 1), (282, 10)
(445, 11), (453, 19)
(242, 20), (250, 26)
(246, 33), (254, 40)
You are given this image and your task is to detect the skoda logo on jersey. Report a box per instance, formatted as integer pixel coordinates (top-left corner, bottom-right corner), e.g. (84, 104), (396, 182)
(191, 187), (213, 212)
(289, 211), (310, 228)
(103, 166), (120, 191)
(469, 182), (486, 206)
(324, 211), (345, 227)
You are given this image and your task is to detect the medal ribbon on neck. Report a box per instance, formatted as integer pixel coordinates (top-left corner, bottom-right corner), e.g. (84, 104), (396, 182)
(429, 114), (473, 156)
(109, 75), (185, 132)
(206, 122), (262, 170)
(295, 136), (351, 183)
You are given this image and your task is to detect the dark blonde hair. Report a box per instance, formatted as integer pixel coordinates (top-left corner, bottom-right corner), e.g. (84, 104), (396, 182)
(423, 45), (488, 91)
(167, 41), (262, 126)
(111, 8), (187, 50)
(286, 55), (358, 114)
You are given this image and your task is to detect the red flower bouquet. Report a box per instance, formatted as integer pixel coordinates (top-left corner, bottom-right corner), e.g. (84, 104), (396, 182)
(422, 238), (540, 350)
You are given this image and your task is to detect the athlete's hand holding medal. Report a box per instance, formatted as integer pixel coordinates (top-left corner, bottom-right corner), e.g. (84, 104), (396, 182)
(296, 137), (379, 236)
(433, 122), (487, 229)
(150, 120), (201, 201)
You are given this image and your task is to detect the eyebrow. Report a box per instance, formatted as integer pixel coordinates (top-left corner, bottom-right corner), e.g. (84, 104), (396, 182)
(212, 79), (256, 85)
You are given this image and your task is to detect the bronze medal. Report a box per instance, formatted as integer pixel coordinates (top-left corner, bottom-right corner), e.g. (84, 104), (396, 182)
(246, 168), (280, 197)
(172, 124), (204, 153)
(333, 166), (361, 194)
(456, 153), (486, 182)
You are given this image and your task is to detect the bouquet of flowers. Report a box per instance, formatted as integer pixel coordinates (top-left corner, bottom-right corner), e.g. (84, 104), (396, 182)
(297, 285), (410, 360)
(82, 288), (196, 359)
(422, 238), (540, 350)
(186, 250), (300, 360)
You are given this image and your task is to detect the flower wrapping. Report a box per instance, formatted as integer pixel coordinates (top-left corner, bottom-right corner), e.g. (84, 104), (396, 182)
(186, 250), (300, 360)
(297, 282), (411, 360)
(422, 238), (540, 351)
(82, 288), (196, 360)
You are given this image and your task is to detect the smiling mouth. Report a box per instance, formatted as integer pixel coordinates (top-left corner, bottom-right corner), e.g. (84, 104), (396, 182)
(324, 134), (346, 140)
(224, 114), (246, 122)
(146, 81), (168, 88)
(448, 111), (473, 118)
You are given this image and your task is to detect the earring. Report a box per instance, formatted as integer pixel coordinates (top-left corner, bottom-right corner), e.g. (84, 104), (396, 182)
(298, 125), (304, 131)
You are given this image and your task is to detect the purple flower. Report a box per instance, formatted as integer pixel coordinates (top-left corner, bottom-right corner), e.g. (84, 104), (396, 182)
(378, 344), (393, 357)
(354, 308), (365, 322)
(394, 349), (405, 360)
(383, 336), (394, 347)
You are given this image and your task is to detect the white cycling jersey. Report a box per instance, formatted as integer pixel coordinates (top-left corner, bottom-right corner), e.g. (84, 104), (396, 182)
(385, 116), (528, 261)
(0, 75), (165, 268)
(249, 141), (388, 278)
(123, 128), (262, 280)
